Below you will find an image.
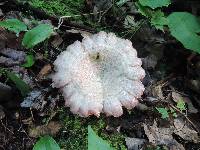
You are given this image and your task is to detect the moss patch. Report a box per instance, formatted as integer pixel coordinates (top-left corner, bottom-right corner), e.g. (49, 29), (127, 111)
(57, 109), (126, 150)
(24, 0), (85, 17)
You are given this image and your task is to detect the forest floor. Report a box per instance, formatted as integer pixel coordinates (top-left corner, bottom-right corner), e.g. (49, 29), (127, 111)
(0, 0), (200, 150)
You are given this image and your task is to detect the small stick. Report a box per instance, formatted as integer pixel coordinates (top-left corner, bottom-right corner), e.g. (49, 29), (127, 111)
(169, 104), (198, 132)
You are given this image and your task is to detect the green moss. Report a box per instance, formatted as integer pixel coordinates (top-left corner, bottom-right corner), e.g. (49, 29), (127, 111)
(25, 0), (85, 17)
(57, 109), (126, 150)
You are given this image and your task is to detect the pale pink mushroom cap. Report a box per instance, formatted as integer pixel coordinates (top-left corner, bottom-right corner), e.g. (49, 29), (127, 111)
(51, 31), (145, 117)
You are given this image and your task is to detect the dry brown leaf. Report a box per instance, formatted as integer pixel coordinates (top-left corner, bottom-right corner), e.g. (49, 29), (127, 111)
(143, 121), (185, 150)
(22, 117), (33, 125)
(37, 64), (52, 80)
(0, 48), (26, 63)
(66, 29), (92, 38)
(29, 121), (61, 138)
(125, 137), (146, 150)
(174, 118), (200, 143)
(51, 34), (63, 48)
(151, 84), (164, 100)
(0, 56), (20, 66)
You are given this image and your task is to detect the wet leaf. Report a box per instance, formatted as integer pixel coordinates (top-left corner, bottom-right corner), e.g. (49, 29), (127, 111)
(22, 54), (35, 68)
(0, 19), (27, 36)
(88, 125), (114, 150)
(22, 24), (53, 49)
(139, 0), (171, 9)
(33, 135), (60, 150)
(6, 71), (30, 97)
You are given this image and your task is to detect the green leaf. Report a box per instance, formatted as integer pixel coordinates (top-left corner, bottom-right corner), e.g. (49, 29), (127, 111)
(139, 0), (171, 9)
(151, 10), (168, 31)
(6, 71), (30, 97)
(0, 19), (27, 36)
(136, 3), (168, 31)
(88, 125), (114, 150)
(135, 2), (152, 17)
(22, 54), (35, 68)
(22, 24), (53, 49)
(176, 99), (186, 112)
(167, 12), (200, 53)
(33, 135), (60, 150)
(156, 107), (169, 119)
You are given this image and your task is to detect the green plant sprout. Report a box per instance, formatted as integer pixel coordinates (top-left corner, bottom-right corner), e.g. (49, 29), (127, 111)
(156, 100), (187, 119)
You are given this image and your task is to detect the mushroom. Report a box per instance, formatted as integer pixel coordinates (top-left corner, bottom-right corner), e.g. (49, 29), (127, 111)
(51, 31), (145, 117)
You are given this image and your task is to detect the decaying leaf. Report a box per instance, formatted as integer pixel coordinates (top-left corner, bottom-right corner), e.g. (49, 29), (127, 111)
(37, 64), (52, 80)
(0, 48), (26, 67)
(0, 48), (26, 63)
(151, 84), (164, 100)
(21, 90), (47, 110)
(51, 34), (63, 48)
(0, 56), (20, 66)
(143, 121), (185, 149)
(125, 137), (146, 150)
(142, 54), (158, 70)
(174, 118), (200, 143)
(29, 121), (61, 138)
